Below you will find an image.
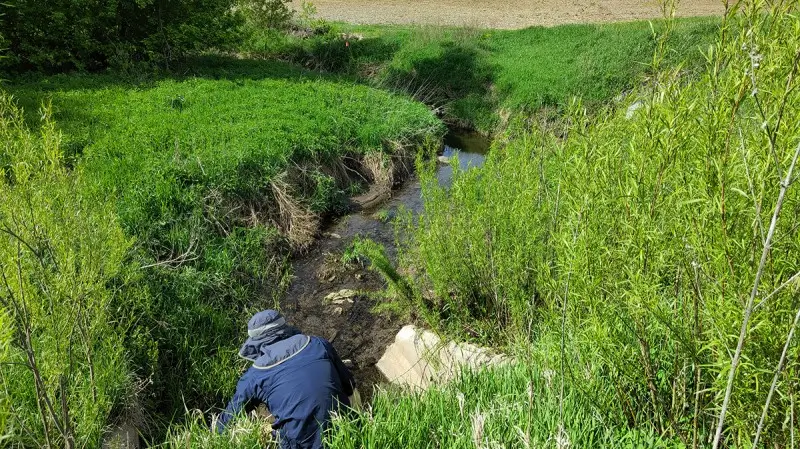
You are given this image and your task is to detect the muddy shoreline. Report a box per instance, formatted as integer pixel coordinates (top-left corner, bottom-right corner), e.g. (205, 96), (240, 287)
(279, 131), (489, 399)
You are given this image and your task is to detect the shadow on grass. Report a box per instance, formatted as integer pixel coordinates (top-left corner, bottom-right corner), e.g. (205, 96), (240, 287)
(383, 41), (493, 106)
(262, 30), (496, 127)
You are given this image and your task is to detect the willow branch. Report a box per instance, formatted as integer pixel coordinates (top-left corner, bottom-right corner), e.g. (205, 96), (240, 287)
(712, 141), (800, 449)
(753, 298), (800, 448)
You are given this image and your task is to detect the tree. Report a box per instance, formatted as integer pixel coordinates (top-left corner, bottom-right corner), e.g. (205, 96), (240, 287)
(0, 0), (243, 72)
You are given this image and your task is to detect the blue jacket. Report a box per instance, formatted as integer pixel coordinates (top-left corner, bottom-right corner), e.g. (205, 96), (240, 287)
(217, 334), (355, 449)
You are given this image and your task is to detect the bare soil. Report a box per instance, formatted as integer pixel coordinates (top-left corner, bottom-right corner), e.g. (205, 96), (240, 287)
(280, 185), (418, 401)
(292, 0), (723, 29)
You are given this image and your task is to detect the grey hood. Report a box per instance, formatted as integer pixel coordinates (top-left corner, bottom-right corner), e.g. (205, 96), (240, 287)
(238, 309), (308, 368)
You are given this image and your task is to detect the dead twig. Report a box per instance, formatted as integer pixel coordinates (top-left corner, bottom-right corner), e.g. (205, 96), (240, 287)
(140, 239), (199, 270)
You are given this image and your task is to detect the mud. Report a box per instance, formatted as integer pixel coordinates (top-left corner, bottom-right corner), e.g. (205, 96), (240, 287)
(280, 130), (489, 399)
(291, 0), (723, 30)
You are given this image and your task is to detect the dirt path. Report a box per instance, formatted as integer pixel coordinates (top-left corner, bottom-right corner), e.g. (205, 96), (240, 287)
(292, 0), (723, 29)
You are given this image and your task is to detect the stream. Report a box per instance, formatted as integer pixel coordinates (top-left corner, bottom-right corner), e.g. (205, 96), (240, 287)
(280, 130), (490, 399)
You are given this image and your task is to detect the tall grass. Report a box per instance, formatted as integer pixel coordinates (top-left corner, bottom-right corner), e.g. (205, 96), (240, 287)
(327, 362), (686, 448)
(398, 1), (800, 446)
(155, 411), (273, 449)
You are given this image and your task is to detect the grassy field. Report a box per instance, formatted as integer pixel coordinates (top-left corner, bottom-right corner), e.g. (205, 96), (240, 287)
(248, 16), (719, 131)
(2, 59), (442, 445)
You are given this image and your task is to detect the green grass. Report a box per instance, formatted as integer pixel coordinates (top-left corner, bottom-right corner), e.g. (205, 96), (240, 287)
(483, 19), (716, 109)
(11, 59), (441, 241)
(247, 17), (719, 132)
(327, 362), (687, 448)
(4, 58), (443, 442)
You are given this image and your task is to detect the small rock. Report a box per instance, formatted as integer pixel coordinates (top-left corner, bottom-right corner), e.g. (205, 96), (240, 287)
(326, 275), (336, 282)
(332, 306), (343, 316)
(437, 155), (451, 164)
(355, 273), (363, 280)
(324, 289), (358, 303)
(327, 232), (342, 239)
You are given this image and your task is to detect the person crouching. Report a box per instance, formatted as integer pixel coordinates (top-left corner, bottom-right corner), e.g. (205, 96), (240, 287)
(216, 310), (355, 449)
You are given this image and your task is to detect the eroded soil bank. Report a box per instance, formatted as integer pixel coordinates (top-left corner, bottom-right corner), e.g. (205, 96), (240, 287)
(280, 131), (489, 399)
(291, 0), (723, 29)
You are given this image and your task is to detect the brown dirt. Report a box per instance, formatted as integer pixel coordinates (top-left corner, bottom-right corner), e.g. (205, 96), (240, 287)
(279, 183), (421, 400)
(291, 0), (723, 29)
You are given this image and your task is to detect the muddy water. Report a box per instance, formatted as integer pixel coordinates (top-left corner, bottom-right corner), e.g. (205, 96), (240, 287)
(280, 130), (489, 399)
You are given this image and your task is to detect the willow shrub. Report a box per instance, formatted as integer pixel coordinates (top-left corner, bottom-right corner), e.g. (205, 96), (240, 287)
(405, 2), (800, 445)
(0, 309), (10, 441)
(0, 93), (132, 447)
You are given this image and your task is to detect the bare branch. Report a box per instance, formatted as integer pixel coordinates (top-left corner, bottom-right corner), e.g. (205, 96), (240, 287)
(752, 298), (800, 447)
(139, 238), (198, 270)
(712, 141), (800, 449)
(0, 226), (46, 269)
(755, 270), (800, 311)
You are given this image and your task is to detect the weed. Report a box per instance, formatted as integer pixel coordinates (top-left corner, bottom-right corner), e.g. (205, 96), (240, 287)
(372, 208), (391, 223)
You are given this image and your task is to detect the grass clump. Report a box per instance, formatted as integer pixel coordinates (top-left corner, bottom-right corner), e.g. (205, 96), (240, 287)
(327, 362), (685, 448)
(392, 1), (800, 446)
(155, 411), (272, 449)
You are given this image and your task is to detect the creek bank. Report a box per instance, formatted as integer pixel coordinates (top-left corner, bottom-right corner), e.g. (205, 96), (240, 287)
(279, 130), (489, 399)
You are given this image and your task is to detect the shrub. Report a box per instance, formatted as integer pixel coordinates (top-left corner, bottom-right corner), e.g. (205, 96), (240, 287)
(403, 1), (800, 445)
(0, 91), (132, 447)
(239, 0), (293, 30)
(0, 0), (243, 72)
